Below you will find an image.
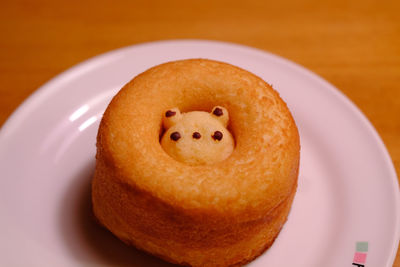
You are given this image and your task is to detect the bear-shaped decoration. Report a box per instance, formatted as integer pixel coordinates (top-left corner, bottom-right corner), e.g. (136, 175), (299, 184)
(161, 106), (234, 165)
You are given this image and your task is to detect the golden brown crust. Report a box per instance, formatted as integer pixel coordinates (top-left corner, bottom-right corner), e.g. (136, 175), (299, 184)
(92, 59), (300, 266)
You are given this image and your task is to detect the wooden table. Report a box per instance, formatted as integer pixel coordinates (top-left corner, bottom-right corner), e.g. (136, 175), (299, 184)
(1, 0), (399, 265)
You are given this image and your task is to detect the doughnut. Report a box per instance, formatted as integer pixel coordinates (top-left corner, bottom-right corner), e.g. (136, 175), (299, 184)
(92, 59), (300, 266)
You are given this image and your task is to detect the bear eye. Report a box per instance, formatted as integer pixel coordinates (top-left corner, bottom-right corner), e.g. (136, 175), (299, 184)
(170, 131), (181, 141)
(212, 131), (223, 141)
(192, 132), (201, 139)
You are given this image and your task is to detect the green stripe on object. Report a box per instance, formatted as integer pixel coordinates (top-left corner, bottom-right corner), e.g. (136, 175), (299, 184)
(356, 242), (368, 252)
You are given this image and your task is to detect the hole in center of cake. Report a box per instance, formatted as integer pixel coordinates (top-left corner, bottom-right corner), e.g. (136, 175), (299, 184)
(160, 106), (235, 165)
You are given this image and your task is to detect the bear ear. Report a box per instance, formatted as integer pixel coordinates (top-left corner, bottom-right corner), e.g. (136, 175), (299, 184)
(211, 106), (229, 127)
(163, 107), (182, 129)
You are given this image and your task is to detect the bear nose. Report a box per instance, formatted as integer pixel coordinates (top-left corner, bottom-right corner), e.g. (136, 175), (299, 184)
(192, 132), (201, 139)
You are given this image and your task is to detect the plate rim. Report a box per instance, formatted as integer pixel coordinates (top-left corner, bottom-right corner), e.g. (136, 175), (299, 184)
(0, 39), (398, 265)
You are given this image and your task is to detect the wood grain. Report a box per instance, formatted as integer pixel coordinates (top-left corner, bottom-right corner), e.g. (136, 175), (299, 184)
(0, 0), (399, 266)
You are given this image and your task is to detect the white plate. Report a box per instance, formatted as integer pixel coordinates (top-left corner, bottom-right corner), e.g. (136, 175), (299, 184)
(0, 40), (399, 267)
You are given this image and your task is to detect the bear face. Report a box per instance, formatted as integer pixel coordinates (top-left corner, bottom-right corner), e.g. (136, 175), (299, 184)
(161, 106), (234, 165)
